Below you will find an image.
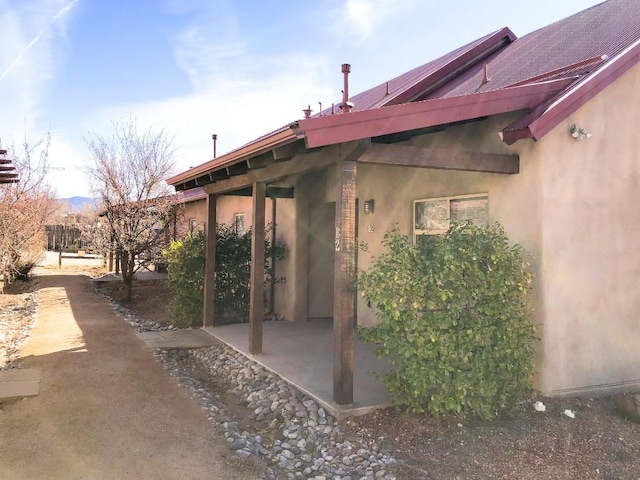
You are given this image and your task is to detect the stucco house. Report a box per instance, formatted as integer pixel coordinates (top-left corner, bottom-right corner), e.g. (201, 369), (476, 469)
(168, 0), (640, 405)
(176, 186), (275, 235)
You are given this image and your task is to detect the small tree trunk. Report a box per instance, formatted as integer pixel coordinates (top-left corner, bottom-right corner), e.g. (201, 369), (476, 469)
(121, 252), (135, 302)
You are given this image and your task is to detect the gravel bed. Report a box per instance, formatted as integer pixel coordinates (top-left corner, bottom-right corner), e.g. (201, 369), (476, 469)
(103, 296), (398, 480)
(0, 292), (39, 370)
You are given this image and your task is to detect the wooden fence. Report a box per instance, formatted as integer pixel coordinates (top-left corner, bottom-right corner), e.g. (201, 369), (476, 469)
(45, 224), (85, 251)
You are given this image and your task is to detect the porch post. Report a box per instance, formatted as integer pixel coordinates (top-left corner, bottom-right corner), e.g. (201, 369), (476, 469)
(203, 193), (217, 328)
(250, 182), (266, 354)
(333, 160), (357, 405)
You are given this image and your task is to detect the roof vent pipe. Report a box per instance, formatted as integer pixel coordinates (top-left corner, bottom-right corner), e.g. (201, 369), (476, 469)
(212, 134), (218, 159)
(303, 105), (312, 118)
(342, 63), (352, 113)
(481, 63), (490, 85)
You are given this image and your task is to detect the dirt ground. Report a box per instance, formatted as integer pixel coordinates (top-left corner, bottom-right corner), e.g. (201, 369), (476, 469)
(0, 268), (261, 480)
(96, 278), (173, 326)
(99, 276), (640, 479)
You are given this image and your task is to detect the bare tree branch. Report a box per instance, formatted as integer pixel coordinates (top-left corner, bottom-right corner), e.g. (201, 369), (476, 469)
(85, 119), (179, 301)
(0, 132), (58, 282)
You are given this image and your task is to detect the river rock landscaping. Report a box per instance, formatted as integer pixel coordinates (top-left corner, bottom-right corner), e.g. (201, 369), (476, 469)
(104, 292), (397, 479)
(4, 273), (640, 479)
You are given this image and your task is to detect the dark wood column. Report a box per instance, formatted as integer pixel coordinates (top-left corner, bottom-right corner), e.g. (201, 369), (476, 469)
(333, 160), (357, 405)
(203, 193), (217, 328)
(249, 182), (266, 354)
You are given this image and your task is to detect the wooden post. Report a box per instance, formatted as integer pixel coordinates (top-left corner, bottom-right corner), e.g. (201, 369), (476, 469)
(333, 160), (357, 405)
(269, 197), (277, 314)
(249, 182), (266, 354)
(203, 193), (217, 328)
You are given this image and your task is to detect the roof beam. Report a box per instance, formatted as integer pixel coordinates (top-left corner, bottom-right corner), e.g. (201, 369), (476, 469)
(247, 151), (274, 170)
(359, 143), (519, 174)
(227, 186), (295, 198)
(297, 78), (573, 148)
(272, 140), (307, 161)
(203, 141), (366, 195)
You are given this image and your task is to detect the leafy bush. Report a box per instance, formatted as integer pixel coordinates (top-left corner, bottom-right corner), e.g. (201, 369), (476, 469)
(163, 229), (206, 328)
(358, 222), (537, 419)
(164, 224), (285, 328)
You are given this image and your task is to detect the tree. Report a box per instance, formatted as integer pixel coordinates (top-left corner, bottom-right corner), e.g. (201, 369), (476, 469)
(0, 133), (58, 282)
(86, 120), (178, 301)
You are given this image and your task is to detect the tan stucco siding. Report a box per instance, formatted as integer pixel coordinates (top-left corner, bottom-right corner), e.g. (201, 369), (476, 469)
(183, 199), (208, 229)
(354, 115), (545, 338)
(204, 62), (640, 397)
(182, 195), (272, 230)
(535, 64), (640, 395)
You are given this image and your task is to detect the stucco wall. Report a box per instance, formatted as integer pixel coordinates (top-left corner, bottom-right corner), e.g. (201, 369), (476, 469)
(534, 64), (640, 395)
(184, 195), (275, 230)
(353, 114), (544, 333)
(351, 64), (640, 396)
(204, 63), (640, 396)
(183, 199), (208, 229)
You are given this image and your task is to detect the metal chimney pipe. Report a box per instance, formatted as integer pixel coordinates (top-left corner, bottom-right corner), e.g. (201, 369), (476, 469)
(341, 63), (351, 113)
(212, 134), (218, 159)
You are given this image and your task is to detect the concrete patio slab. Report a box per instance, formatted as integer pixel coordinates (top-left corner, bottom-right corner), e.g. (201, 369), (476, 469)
(204, 320), (392, 418)
(136, 329), (219, 349)
(0, 368), (41, 401)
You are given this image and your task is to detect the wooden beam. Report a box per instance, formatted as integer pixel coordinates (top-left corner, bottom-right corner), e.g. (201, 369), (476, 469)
(204, 142), (362, 196)
(227, 186), (294, 198)
(359, 143), (519, 174)
(272, 140), (307, 161)
(203, 194), (217, 328)
(333, 160), (357, 405)
(227, 161), (249, 176)
(247, 151), (274, 170)
(249, 182), (266, 354)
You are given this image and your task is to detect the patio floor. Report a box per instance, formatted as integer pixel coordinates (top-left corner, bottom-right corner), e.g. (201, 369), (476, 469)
(204, 319), (392, 418)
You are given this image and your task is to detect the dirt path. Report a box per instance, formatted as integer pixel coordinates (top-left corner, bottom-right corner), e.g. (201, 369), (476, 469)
(0, 271), (259, 480)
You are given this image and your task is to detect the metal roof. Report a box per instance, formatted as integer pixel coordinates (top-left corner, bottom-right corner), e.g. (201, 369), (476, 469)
(169, 0), (640, 190)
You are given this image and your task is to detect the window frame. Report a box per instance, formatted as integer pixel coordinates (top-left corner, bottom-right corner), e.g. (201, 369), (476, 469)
(413, 193), (488, 243)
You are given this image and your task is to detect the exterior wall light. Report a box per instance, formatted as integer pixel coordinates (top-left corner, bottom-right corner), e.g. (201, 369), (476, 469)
(363, 199), (375, 215)
(570, 124), (592, 140)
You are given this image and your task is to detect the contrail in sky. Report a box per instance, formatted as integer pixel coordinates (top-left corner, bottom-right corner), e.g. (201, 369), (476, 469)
(0, 0), (80, 81)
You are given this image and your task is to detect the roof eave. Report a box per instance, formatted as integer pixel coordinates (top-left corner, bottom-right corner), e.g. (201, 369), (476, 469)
(501, 38), (640, 144)
(167, 127), (297, 187)
(297, 78), (574, 148)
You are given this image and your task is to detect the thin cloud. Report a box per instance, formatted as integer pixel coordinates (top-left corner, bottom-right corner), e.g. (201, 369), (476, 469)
(82, 2), (335, 176)
(328, 0), (423, 43)
(0, 0), (79, 81)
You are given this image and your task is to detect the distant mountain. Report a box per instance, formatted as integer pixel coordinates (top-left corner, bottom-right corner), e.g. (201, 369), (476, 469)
(59, 196), (98, 212)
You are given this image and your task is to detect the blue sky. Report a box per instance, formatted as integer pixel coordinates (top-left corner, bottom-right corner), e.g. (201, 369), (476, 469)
(0, 0), (605, 198)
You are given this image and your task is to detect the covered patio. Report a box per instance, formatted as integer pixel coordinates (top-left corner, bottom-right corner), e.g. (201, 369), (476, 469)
(204, 319), (392, 418)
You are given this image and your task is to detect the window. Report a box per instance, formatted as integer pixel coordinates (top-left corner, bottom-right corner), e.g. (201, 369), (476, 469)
(413, 194), (488, 242)
(234, 214), (245, 235)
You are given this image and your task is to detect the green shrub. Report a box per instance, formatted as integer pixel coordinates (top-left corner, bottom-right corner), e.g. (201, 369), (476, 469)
(163, 224), (285, 328)
(358, 222), (537, 419)
(163, 229), (206, 328)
